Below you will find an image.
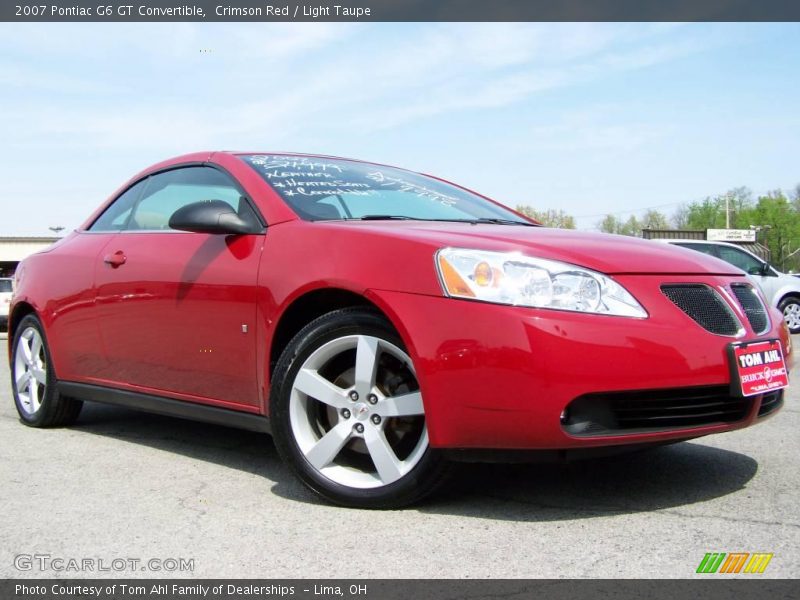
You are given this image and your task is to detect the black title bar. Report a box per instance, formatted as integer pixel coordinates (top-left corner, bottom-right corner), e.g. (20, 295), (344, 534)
(3, 0), (800, 22)
(3, 579), (800, 600)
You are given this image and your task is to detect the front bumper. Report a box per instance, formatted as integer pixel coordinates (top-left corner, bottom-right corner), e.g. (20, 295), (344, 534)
(368, 274), (789, 450)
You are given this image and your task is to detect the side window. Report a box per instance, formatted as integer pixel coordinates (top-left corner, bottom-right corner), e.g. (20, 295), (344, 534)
(677, 243), (717, 257)
(89, 179), (148, 232)
(717, 246), (763, 274)
(127, 167), (256, 231)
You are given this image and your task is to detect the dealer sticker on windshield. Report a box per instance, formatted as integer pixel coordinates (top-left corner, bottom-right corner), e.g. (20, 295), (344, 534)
(728, 339), (789, 397)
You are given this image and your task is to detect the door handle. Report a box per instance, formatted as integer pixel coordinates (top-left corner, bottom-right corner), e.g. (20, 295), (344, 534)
(103, 251), (127, 268)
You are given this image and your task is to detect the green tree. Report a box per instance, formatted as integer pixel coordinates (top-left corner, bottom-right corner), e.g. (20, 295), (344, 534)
(671, 204), (690, 229)
(684, 197), (726, 229)
(598, 214), (643, 236)
(620, 215), (643, 237)
(736, 191), (800, 269)
(672, 186), (800, 269)
(515, 206), (576, 229)
(598, 214), (623, 234)
(641, 210), (670, 230)
(683, 188), (754, 230)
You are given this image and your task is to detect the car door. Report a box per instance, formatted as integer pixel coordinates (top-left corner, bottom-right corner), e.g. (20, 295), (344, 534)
(39, 179), (150, 382)
(92, 165), (265, 409)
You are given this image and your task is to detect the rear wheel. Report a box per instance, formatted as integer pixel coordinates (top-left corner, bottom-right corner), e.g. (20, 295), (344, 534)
(270, 308), (451, 508)
(11, 314), (82, 427)
(779, 297), (800, 334)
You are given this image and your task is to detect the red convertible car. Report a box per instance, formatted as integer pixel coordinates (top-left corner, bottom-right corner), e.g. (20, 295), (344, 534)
(8, 152), (790, 508)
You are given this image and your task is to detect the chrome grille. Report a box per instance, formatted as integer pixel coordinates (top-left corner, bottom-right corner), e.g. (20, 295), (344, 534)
(661, 284), (741, 336)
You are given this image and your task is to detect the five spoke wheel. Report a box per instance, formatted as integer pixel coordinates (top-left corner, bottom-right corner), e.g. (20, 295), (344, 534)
(290, 334), (428, 489)
(271, 309), (450, 508)
(781, 299), (800, 333)
(14, 326), (48, 415)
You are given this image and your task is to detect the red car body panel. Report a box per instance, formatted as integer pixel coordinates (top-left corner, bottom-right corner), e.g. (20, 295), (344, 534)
(9, 151), (790, 451)
(367, 285), (787, 449)
(91, 232), (263, 408)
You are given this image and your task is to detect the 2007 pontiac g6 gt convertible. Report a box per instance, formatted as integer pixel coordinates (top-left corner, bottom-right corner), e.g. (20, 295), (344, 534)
(8, 152), (790, 508)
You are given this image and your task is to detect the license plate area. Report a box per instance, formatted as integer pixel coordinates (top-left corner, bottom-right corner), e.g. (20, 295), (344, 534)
(728, 339), (789, 397)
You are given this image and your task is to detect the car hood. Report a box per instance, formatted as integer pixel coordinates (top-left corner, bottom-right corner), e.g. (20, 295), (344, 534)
(327, 221), (743, 275)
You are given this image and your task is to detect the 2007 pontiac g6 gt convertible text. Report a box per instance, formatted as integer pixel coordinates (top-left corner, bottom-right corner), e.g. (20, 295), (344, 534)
(7, 152), (791, 508)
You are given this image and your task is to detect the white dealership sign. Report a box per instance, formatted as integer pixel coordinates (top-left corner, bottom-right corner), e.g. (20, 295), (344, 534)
(707, 229), (757, 242)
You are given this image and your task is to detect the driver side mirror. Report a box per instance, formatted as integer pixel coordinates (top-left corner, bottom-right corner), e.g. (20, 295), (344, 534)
(169, 200), (259, 235)
(750, 262), (773, 277)
(748, 265), (764, 276)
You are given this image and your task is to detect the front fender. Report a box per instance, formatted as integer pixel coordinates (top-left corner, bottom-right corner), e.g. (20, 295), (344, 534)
(772, 285), (800, 308)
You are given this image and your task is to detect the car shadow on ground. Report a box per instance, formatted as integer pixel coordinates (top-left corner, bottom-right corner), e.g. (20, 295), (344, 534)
(70, 402), (759, 521)
(420, 443), (758, 521)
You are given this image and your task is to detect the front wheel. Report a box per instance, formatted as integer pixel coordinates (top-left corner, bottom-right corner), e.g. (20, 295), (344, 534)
(270, 308), (451, 508)
(779, 297), (800, 334)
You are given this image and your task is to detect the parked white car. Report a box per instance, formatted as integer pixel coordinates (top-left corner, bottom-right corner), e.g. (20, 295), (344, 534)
(659, 239), (800, 333)
(0, 277), (13, 331)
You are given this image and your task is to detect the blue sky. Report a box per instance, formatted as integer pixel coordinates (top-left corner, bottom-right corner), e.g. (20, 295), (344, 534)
(0, 22), (798, 235)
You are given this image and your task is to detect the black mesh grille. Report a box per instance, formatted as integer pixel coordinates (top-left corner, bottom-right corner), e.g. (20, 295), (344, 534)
(661, 284), (741, 336)
(758, 390), (783, 417)
(563, 386), (751, 436)
(731, 283), (769, 334)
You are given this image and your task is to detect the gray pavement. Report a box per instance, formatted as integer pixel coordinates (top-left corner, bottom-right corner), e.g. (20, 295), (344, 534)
(0, 329), (798, 578)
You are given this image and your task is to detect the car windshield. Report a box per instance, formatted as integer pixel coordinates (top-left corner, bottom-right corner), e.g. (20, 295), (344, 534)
(241, 154), (534, 225)
(0, 279), (12, 292)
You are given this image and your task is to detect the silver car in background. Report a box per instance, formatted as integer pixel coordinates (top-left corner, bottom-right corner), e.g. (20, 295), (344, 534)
(660, 240), (800, 333)
(0, 277), (13, 331)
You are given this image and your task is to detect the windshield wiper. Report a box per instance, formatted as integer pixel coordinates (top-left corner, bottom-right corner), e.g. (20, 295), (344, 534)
(464, 218), (537, 226)
(357, 215), (536, 226)
(358, 215), (422, 221)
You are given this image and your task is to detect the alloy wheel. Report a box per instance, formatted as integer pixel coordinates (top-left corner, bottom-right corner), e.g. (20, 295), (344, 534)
(783, 302), (800, 331)
(289, 334), (428, 489)
(14, 326), (48, 415)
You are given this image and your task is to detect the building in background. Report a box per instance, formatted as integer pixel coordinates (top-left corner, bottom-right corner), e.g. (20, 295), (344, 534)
(642, 229), (770, 261)
(0, 237), (60, 277)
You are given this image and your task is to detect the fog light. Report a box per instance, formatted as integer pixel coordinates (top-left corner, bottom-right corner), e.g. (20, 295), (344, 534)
(560, 408), (569, 424)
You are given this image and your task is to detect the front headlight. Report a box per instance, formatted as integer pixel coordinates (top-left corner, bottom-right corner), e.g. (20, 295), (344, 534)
(436, 248), (647, 318)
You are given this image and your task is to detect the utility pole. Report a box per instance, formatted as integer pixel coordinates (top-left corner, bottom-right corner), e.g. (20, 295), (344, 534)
(725, 193), (731, 229)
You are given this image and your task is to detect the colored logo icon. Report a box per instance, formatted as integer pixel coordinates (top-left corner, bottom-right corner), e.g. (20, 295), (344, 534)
(697, 553), (773, 574)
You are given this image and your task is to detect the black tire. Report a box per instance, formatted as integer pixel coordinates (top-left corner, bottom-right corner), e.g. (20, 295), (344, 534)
(270, 308), (451, 509)
(10, 314), (82, 427)
(778, 296), (800, 334)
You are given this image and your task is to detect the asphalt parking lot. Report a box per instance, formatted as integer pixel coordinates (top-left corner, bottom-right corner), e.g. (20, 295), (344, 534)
(0, 329), (798, 579)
